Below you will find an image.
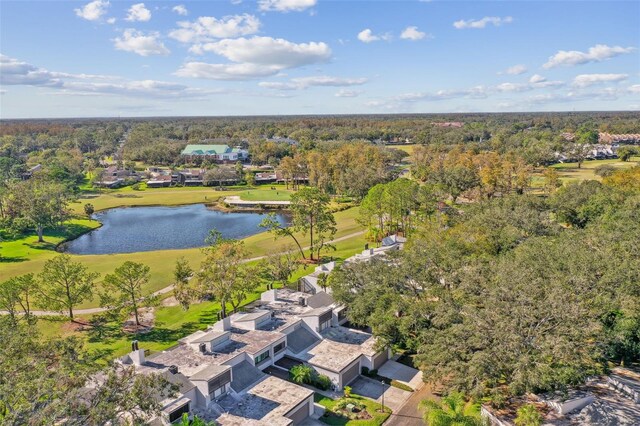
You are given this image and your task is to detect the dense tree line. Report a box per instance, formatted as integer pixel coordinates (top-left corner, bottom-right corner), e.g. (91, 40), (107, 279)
(330, 166), (640, 403)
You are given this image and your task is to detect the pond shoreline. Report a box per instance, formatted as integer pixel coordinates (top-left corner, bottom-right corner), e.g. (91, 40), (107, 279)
(60, 203), (290, 256)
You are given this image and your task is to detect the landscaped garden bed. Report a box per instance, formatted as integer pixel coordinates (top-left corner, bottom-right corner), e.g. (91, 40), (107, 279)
(314, 393), (391, 426)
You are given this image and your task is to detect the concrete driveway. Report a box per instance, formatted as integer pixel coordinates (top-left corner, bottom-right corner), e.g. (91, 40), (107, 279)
(350, 376), (412, 412)
(378, 360), (423, 389)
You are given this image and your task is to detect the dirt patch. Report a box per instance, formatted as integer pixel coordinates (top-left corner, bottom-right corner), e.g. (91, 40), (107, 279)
(161, 296), (179, 307)
(122, 307), (155, 334)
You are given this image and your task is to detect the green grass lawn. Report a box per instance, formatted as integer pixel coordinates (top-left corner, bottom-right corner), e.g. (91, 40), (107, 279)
(530, 157), (639, 192)
(315, 393), (391, 426)
(237, 186), (294, 201)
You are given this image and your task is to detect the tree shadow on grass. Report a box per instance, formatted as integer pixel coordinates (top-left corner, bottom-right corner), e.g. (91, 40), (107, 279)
(0, 256), (27, 263)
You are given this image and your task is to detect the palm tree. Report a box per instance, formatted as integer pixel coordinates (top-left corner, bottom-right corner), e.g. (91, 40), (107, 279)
(420, 392), (484, 426)
(289, 364), (314, 385)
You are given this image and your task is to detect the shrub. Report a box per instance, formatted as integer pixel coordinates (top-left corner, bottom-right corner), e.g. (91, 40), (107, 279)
(313, 374), (332, 391)
(131, 183), (141, 191)
(515, 404), (543, 426)
(361, 366), (370, 376)
(344, 385), (352, 398)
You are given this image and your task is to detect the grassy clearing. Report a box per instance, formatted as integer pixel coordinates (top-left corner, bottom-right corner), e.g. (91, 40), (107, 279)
(315, 393), (391, 426)
(238, 187), (293, 201)
(530, 158), (639, 191)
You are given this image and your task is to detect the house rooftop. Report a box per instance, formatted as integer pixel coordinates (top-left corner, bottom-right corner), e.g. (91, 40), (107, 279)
(190, 329), (229, 344)
(181, 144), (231, 155)
(216, 375), (312, 426)
(300, 326), (377, 372)
(189, 364), (231, 382)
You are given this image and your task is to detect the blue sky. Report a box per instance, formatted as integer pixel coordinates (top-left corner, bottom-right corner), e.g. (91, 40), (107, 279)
(1, 0), (639, 118)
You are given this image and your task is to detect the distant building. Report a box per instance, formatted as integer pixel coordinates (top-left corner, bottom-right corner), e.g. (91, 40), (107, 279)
(181, 145), (249, 163)
(433, 122), (464, 128)
(599, 133), (640, 145)
(21, 164), (41, 180)
(94, 165), (139, 188)
(266, 136), (299, 146)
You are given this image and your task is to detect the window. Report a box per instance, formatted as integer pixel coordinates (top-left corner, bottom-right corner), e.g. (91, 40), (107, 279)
(168, 403), (190, 423)
(255, 350), (270, 364)
(274, 341), (286, 354)
(319, 319), (331, 331)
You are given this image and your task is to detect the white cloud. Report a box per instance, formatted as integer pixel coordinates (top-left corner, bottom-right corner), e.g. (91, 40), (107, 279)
(0, 55), (210, 99)
(125, 3), (151, 22)
(504, 64), (527, 75)
(259, 75), (367, 90)
(335, 89), (362, 98)
(175, 62), (282, 80)
(258, 0), (316, 12)
(400, 26), (428, 41)
(106, 17), (116, 24)
(176, 36), (331, 81)
(113, 29), (170, 56)
(496, 82), (530, 92)
(543, 44), (636, 68)
(629, 85), (640, 94)
(194, 36), (331, 68)
(169, 14), (260, 43)
(74, 0), (110, 21)
(453, 16), (513, 29)
(529, 74), (546, 84)
(172, 5), (188, 16)
(357, 29), (391, 43)
(572, 73), (628, 87)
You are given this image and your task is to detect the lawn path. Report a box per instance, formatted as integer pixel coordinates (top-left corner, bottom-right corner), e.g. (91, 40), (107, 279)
(4, 230), (365, 317)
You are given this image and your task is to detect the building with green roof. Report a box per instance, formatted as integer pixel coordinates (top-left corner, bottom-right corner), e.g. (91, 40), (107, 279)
(181, 144), (248, 162)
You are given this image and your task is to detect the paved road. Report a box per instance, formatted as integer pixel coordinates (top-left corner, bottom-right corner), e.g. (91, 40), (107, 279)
(4, 230), (365, 317)
(385, 382), (435, 426)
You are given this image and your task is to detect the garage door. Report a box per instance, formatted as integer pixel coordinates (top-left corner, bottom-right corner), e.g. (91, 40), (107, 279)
(342, 360), (360, 387)
(372, 350), (388, 370)
(286, 399), (310, 425)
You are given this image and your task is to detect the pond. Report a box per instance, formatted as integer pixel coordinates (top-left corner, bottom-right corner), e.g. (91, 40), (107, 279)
(63, 204), (289, 255)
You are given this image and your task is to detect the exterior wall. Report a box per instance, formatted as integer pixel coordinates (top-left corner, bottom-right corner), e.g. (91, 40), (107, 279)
(301, 316), (320, 334)
(313, 365), (341, 390)
(481, 406), (512, 426)
(222, 352), (249, 368)
(341, 358), (361, 388)
(285, 395), (314, 425)
(372, 349), (389, 370)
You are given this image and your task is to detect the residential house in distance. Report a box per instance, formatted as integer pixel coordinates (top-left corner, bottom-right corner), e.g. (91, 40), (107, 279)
(266, 136), (299, 146)
(599, 133), (640, 145)
(146, 167), (178, 188)
(20, 163), (41, 180)
(176, 169), (205, 186)
(94, 165), (139, 188)
(181, 144), (249, 163)
(482, 367), (640, 425)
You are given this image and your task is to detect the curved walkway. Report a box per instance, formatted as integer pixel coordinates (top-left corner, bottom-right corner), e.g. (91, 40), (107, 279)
(3, 230), (365, 317)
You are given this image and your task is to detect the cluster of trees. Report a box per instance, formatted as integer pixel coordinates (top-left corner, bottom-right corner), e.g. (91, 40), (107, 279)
(358, 179), (430, 240)
(172, 231), (301, 316)
(0, 321), (176, 425)
(260, 187), (337, 261)
(412, 145), (532, 201)
(330, 166), (640, 403)
(0, 176), (71, 242)
(1, 255), (156, 329)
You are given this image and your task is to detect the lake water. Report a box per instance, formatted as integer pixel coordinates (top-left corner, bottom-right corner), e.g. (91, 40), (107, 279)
(63, 204), (289, 255)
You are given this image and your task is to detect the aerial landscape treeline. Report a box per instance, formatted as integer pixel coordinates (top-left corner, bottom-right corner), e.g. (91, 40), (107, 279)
(0, 112), (639, 425)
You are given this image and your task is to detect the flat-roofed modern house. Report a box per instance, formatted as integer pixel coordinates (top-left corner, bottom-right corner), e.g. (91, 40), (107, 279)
(181, 144), (248, 163)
